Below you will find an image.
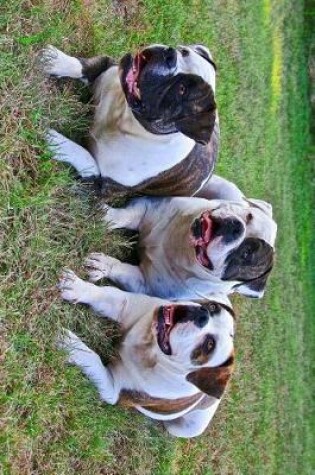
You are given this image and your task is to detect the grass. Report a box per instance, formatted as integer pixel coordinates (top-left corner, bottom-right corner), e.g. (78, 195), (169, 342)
(1, 0), (314, 474)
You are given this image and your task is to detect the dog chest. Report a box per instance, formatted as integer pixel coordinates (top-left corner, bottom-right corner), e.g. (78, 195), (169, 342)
(93, 134), (196, 186)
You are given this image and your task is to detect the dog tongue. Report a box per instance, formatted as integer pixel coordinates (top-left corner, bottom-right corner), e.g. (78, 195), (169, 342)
(164, 306), (174, 326)
(125, 53), (143, 98)
(201, 213), (212, 243)
(196, 246), (211, 267)
(126, 68), (139, 97)
(126, 68), (135, 91)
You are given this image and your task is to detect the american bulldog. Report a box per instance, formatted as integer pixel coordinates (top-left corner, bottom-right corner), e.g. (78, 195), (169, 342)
(57, 269), (235, 438)
(85, 177), (277, 299)
(40, 43), (218, 197)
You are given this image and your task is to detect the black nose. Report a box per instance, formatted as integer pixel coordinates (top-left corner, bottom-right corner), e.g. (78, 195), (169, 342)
(174, 305), (209, 328)
(163, 47), (177, 68)
(214, 218), (244, 244)
(193, 307), (209, 328)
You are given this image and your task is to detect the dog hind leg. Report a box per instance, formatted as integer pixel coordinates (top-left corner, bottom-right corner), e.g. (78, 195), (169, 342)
(58, 329), (119, 404)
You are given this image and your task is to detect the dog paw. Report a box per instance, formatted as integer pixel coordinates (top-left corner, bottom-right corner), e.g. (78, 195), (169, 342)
(57, 329), (93, 366)
(38, 45), (83, 79)
(38, 45), (65, 76)
(57, 328), (80, 351)
(85, 253), (119, 282)
(45, 129), (74, 164)
(46, 128), (65, 149)
(57, 269), (88, 303)
(101, 205), (124, 229)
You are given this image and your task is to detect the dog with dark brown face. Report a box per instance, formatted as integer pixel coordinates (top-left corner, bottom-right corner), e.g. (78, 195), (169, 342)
(85, 177), (277, 299)
(40, 43), (218, 197)
(57, 269), (235, 438)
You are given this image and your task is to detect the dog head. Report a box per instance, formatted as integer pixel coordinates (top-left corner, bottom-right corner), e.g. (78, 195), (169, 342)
(152, 296), (235, 398)
(119, 44), (216, 144)
(190, 198), (277, 298)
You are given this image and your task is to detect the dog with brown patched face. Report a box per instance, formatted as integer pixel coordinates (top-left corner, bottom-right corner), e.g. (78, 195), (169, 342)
(40, 43), (218, 197)
(58, 269), (235, 438)
(85, 177), (277, 299)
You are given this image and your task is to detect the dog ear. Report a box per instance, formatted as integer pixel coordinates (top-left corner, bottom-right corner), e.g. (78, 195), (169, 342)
(186, 355), (234, 399)
(189, 44), (216, 69)
(246, 198), (273, 218)
(175, 109), (216, 145)
(234, 271), (271, 299)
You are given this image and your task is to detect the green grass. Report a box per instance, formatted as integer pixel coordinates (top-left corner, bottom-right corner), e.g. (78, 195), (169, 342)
(1, 0), (314, 474)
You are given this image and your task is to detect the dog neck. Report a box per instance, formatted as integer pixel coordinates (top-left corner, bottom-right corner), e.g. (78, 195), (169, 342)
(90, 67), (195, 187)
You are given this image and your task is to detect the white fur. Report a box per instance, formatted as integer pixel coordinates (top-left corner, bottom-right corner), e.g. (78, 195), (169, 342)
(102, 199), (147, 229)
(164, 404), (220, 437)
(94, 130), (195, 186)
(46, 130), (100, 177)
(196, 174), (244, 202)
(177, 45), (216, 92)
(40, 45), (83, 79)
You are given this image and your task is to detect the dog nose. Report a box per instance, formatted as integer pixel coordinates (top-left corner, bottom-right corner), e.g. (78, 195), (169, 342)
(194, 307), (209, 328)
(214, 218), (244, 244)
(163, 47), (177, 68)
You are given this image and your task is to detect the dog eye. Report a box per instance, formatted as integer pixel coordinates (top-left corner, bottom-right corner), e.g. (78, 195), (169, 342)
(204, 335), (215, 353)
(208, 302), (220, 314)
(241, 247), (252, 261)
(242, 250), (249, 259)
(181, 48), (189, 57)
(178, 84), (186, 95)
(246, 213), (253, 223)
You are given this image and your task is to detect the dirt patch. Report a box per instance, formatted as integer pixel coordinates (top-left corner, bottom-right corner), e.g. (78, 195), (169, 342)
(112, 0), (143, 24)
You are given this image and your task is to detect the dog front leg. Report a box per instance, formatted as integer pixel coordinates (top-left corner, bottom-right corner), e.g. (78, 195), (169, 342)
(39, 46), (116, 84)
(46, 129), (100, 178)
(58, 269), (128, 322)
(102, 198), (148, 230)
(58, 329), (119, 404)
(85, 254), (146, 293)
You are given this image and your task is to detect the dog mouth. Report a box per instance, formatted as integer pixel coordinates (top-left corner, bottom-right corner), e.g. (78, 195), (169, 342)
(154, 305), (176, 356)
(124, 51), (151, 100)
(191, 211), (214, 270)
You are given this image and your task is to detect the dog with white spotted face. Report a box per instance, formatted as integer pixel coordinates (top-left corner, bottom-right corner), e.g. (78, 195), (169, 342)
(40, 44), (218, 197)
(57, 269), (235, 438)
(86, 177), (277, 299)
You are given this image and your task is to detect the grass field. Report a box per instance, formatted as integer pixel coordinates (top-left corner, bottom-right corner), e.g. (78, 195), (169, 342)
(1, 0), (314, 474)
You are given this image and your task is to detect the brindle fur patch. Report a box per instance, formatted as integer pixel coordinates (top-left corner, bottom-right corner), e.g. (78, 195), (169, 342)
(186, 354), (234, 399)
(79, 56), (117, 83)
(96, 120), (219, 198)
(118, 389), (203, 414)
